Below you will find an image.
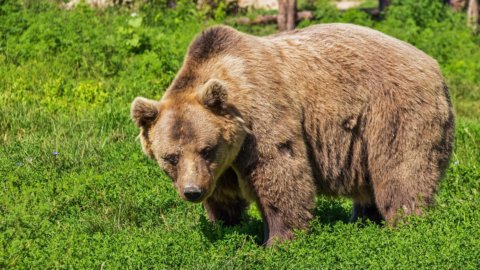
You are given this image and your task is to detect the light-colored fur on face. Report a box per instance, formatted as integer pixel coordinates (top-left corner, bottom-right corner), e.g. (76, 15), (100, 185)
(132, 23), (454, 245)
(131, 80), (248, 202)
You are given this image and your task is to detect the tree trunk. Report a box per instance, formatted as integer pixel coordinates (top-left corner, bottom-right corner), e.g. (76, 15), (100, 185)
(286, 0), (297, 30)
(467, 0), (479, 33)
(449, 0), (467, 10)
(168, 0), (177, 8)
(278, 0), (297, 31)
(236, 11), (312, 25)
(379, 0), (390, 12)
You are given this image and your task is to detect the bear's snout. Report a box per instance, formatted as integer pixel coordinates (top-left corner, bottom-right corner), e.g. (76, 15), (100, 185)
(183, 185), (204, 202)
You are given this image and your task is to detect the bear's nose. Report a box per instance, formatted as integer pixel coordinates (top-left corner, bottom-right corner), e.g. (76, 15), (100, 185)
(183, 186), (203, 202)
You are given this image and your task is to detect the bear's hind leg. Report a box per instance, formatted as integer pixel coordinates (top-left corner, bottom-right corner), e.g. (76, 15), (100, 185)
(351, 202), (383, 224)
(371, 160), (438, 226)
(369, 146), (442, 225)
(373, 182), (429, 226)
(366, 102), (451, 225)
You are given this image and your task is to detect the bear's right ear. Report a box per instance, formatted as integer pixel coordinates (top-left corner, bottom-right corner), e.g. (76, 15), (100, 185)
(198, 79), (228, 111)
(131, 97), (160, 128)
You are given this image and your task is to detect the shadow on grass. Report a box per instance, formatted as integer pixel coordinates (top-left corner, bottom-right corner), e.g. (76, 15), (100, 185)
(313, 198), (352, 225)
(199, 198), (353, 245)
(199, 214), (264, 245)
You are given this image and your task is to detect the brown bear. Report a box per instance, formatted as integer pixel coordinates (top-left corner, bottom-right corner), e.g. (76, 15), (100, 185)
(131, 23), (455, 245)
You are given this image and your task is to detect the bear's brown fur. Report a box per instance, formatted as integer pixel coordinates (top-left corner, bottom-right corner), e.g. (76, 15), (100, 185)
(131, 23), (455, 245)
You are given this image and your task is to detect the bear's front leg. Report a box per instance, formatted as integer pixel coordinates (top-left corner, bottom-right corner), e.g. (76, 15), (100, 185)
(257, 199), (295, 245)
(249, 154), (316, 246)
(203, 168), (248, 226)
(203, 196), (247, 226)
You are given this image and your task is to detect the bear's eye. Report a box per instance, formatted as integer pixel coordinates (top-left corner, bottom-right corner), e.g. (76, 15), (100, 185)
(163, 154), (179, 166)
(200, 146), (215, 161)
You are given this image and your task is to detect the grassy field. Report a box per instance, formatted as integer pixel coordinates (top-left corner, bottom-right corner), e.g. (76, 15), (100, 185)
(1, 0), (479, 268)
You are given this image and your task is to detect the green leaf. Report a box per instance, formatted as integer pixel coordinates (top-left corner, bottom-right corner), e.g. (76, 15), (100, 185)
(128, 17), (142, 28)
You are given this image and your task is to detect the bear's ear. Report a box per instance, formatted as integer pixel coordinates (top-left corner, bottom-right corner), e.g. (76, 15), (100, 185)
(131, 97), (160, 128)
(198, 79), (228, 111)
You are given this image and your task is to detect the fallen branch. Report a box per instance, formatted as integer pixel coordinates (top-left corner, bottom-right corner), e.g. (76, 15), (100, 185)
(62, 0), (133, 10)
(235, 10), (313, 25)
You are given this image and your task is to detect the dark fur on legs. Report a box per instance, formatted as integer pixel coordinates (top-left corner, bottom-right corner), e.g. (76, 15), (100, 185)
(351, 202), (383, 224)
(203, 168), (248, 226)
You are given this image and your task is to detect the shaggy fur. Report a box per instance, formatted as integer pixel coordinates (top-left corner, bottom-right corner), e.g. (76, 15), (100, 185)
(131, 23), (455, 245)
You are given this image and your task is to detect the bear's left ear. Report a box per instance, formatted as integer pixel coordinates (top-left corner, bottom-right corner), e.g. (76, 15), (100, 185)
(198, 79), (228, 111)
(131, 97), (160, 128)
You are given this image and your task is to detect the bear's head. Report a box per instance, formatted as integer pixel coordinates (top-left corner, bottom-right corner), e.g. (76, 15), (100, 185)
(131, 79), (248, 203)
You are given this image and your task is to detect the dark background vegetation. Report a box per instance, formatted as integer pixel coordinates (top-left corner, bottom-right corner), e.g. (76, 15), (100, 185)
(1, 0), (479, 268)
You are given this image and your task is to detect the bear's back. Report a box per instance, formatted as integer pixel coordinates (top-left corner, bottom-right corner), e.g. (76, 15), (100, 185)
(263, 23), (443, 101)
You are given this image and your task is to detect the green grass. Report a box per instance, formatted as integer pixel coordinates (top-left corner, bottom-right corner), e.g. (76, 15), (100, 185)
(1, 0), (480, 268)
